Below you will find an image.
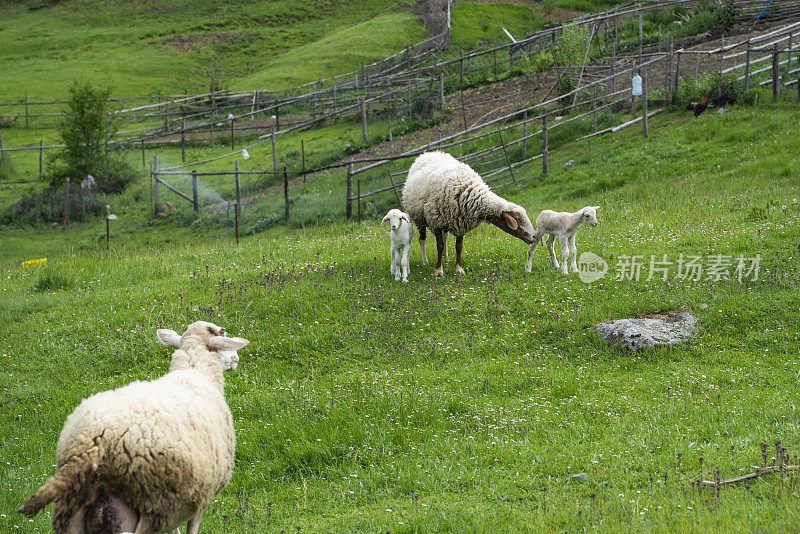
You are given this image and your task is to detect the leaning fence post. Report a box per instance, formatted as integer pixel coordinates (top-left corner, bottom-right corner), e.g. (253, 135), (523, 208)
(642, 70), (648, 139)
(542, 114), (548, 175)
(192, 171), (199, 212)
(346, 162), (353, 219)
(283, 166), (289, 222)
(744, 40), (751, 92)
(386, 170), (402, 208)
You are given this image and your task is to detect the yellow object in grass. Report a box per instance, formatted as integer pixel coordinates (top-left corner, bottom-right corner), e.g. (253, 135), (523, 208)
(21, 258), (47, 268)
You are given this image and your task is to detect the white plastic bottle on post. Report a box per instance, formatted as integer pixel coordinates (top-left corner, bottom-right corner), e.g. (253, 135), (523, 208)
(631, 72), (642, 96)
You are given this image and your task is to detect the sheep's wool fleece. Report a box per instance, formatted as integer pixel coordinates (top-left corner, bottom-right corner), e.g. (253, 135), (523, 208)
(55, 347), (235, 528)
(403, 151), (515, 236)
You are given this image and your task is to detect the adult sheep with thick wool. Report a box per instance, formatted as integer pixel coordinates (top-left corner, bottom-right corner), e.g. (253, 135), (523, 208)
(17, 321), (249, 534)
(402, 151), (536, 277)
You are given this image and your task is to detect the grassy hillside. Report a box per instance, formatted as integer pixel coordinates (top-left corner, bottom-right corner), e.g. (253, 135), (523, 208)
(2, 102), (799, 531)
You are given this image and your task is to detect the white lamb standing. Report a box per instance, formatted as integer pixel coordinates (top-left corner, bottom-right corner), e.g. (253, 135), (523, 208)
(381, 208), (413, 282)
(17, 321), (249, 534)
(525, 206), (600, 275)
(403, 151), (536, 277)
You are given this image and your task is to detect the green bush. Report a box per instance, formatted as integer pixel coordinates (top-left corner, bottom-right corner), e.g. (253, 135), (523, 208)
(0, 152), (15, 181)
(555, 23), (591, 69)
(47, 80), (137, 195)
(245, 212), (284, 235)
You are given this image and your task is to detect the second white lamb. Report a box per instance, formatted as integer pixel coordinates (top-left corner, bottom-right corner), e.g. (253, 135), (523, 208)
(382, 208), (413, 282)
(525, 206), (600, 274)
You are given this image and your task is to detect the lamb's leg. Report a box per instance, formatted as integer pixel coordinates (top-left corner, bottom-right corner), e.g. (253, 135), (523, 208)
(433, 230), (445, 278)
(568, 235), (579, 273)
(401, 244), (410, 283)
(390, 247), (397, 276)
(419, 225), (428, 265)
(454, 235), (465, 275)
(546, 235), (558, 269)
(393, 248), (401, 281)
(559, 234), (569, 275)
(525, 243), (535, 273)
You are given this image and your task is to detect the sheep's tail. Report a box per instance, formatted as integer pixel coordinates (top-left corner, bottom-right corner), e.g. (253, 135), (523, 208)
(17, 442), (103, 518)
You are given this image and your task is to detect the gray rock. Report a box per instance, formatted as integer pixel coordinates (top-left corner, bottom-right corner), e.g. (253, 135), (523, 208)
(595, 311), (698, 352)
(569, 473), (589, 483)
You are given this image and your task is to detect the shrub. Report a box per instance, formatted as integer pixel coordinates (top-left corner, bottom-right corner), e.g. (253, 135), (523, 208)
(555, 23), (591, 69)
(3, 184), (106, 226)
(0, 152), (15, 181)
(47, 80), (137, 194)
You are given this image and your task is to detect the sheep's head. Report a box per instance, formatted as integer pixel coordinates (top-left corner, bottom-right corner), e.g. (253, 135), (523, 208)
(492, 204), (536, 244)
(157, 321), (249, 371)
(381, 208), (409, 231)
(581, 206), (600, 228)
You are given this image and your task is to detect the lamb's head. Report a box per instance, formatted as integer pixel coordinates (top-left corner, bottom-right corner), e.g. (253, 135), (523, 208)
(157, 321), (249, 371)
(581, 206), (600, 228)
(491, 203), (536, 244)
(381, 208), (410, 232)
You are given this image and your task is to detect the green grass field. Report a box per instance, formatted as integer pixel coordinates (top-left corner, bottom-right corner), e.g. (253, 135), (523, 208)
(2, 101), (800, 532)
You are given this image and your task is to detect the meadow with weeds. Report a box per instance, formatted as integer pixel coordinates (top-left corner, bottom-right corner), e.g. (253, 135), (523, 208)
(2, 101), (800, 532)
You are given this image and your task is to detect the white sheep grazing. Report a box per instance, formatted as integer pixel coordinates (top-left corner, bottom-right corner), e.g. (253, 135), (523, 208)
(403, 151), (536, 278)
(525, 206), (600, 275)
(381, 208), (413, 282)
(17, 321), (249, 534)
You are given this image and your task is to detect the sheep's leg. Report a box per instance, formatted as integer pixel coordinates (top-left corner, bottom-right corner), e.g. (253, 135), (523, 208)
(568, 235), (579, 273)
(186, 508), (207, 534)
(132, 515), (155, 534)
(390, 247), (396, 276)
(392, 248), (401, 281)
(525, 243), (535, 273)
(442, 232), (448, 262)
(546, 235), (558, 269)
(454, 235), (465, 275)
(419, 225), (428, 265)
(433, 230), (445, 278)
(559, 234), (569, 275)
(401, 244), (410, 283)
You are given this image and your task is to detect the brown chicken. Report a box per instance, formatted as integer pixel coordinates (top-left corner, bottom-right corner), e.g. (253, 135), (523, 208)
(687, 95), (709, 117)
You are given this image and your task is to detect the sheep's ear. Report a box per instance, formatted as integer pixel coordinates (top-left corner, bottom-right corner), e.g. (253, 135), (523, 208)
(593, 206), (601, 211)
(401, 215), (410, 224)
(157, 329), (182, 348)
(209, 336), (249, 351)
(381, 215), (390, 226)
(502, 211), (519, 230)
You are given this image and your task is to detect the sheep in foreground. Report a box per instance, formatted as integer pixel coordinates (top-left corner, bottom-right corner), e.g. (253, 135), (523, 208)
(382, 208), (413, 282)
(525, 206), (600, 275)
(403, 151), (536, 277)
(17, 321), (249, 534)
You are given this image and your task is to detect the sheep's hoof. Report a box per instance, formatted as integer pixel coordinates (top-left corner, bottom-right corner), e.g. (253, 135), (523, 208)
(570, 266), (579, 273)
(402, 278), (408, 283)
(433, 267), (444, 278)
(525, 263), (532, 274)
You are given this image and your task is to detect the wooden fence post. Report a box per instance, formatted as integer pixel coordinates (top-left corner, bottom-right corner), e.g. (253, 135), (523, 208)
(460, 49), (464, 86)
(284, 166), (289, 222)
(638, 6), (643, 67)
(772, 46), (780, 101)
(498, 131), (516, 183)
(141, 140), (146, 170)
(153, 156), (159, 206)
(271, 124), (277, 175)
(39, 140), (43, 178)
(718, 35), (725, 99)
(593, 86), (598, 133)
(192, 171), (199, 212)
(439, 72), (445, 109)
(673, 52), (682, 97)
(357, 179), (361, 223)
(542, 114), (548, 175)
(235, 161), (240, 215)
(25, 91), (29, 128)
(346, 162), (353, 219)
(642, 70), (648, 139)
(666, 37), (674, 103)
(361, 99), (368, 144)
(744, 40), (752, 92)
(230, 118), (235, 150)
(181, 118), (186, 163)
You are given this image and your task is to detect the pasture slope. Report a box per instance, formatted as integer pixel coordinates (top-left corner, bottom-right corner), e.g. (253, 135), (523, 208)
(2, 101), (800, 532)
